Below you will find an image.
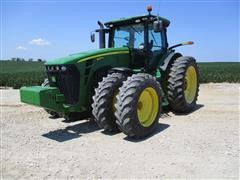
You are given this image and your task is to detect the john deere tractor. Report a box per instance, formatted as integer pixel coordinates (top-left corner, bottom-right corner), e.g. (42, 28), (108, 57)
(20, 6), (199, 138)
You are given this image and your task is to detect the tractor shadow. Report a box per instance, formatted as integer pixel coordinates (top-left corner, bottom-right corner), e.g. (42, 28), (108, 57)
(173, 104), (204, 116)
(161, 103), (204, 115)
(42, 120), (100, 142)
(101, 130), (121, 136)
(124, 123), (170, 142)
(42, 104), (203, 142)
(123, 104), (204, 142)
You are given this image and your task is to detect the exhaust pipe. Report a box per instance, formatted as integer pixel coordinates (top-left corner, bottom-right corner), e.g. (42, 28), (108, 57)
(98, 21), (106, 48)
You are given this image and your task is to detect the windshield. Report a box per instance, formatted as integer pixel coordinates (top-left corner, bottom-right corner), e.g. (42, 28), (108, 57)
(111, 23), (163, 51)
(112, 24), (144, 49)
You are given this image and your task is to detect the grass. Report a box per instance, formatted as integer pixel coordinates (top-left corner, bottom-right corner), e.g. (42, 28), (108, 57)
(0, 60), (239, 89)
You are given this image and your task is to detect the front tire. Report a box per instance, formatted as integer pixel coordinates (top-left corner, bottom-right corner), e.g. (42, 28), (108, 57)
(115, 73), (162, 138)
(92, 73), (127, 132)
(167, 56), (199, 113)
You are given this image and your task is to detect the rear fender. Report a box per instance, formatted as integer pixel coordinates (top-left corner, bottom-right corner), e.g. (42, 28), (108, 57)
(160, 52), (182, 71)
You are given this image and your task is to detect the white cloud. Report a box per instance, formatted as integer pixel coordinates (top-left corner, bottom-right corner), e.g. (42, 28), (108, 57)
(29, 38), (51, 46)
(16, 46), (27, 50)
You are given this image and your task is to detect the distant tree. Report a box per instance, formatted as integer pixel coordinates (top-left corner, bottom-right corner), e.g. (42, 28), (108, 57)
(28, 58), (33, 61)
(37, 59), (42, 62)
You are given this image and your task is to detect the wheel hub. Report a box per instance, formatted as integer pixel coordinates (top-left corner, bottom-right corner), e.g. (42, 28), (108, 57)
(137, 87), (159, 127)
(184, 66), (197, 104)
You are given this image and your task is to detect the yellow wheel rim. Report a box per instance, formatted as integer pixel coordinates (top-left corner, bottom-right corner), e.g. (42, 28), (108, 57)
(137, 87), (159, 127)
(184, 66), (197, 104)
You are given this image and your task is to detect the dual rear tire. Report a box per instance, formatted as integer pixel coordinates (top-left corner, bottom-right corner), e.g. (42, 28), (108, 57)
(167, 56), (199, 113)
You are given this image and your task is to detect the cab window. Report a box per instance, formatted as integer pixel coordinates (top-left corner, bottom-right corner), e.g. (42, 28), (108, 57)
(148, 25), (163, 51)
(113, 24), (144, 49)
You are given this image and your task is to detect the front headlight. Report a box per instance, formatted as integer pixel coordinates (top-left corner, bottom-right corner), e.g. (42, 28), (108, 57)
(61, 66), (67, 71)
(51, 76), (56, 82)
(48, 66), (53, 71)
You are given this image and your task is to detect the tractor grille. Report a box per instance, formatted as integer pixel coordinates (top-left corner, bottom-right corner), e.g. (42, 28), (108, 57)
(46, 65), (80, 105)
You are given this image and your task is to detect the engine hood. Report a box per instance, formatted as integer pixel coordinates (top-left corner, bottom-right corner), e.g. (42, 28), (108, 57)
(45, 47), (129, 65)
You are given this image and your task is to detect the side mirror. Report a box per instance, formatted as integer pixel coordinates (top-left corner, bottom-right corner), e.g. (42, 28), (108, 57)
(153, 20), (163, 32)
(90, 32), (95, 43)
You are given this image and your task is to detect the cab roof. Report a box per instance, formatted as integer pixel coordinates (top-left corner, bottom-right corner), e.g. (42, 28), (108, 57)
(104, 14), (170, 28)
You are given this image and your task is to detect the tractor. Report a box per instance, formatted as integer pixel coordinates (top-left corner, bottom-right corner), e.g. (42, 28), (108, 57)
(20, 6), (199, 138)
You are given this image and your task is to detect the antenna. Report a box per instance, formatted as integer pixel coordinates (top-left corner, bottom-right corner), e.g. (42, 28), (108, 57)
(157, 13), (160, 21)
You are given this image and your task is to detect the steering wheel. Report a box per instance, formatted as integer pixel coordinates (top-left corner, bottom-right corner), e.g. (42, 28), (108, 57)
(138, 43), (144, 50)
(138, 40), (154, 50)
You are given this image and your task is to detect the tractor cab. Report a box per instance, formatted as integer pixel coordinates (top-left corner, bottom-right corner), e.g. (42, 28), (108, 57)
(91, 7), (170, 72)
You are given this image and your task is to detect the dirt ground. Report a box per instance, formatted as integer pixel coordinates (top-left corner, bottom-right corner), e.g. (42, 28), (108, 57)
(1, 83), (239, 179)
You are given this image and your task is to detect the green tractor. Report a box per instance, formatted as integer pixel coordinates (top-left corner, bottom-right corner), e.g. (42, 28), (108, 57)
(20, 6), (199, 138)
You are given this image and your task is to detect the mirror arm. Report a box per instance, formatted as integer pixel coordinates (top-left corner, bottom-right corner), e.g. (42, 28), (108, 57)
(98, 21), (104, 29)
(169, 41), (194, 50)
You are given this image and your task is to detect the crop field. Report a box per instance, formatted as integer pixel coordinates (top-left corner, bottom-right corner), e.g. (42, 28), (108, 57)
(0, 61), (47, 89)
(198, 62), (240, 83)
(0, 61), (239, 88)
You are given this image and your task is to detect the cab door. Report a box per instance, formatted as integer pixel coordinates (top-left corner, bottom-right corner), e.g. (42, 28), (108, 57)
(148, 26), (165, 71)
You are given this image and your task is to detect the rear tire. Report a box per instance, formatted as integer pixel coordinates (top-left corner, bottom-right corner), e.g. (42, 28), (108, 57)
(92, 73), (127, 132)
(167, 56), (199, 113)
(115, 73), (162, 138)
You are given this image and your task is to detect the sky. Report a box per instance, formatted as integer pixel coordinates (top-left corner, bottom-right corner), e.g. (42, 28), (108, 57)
(1, 0), (239, 62)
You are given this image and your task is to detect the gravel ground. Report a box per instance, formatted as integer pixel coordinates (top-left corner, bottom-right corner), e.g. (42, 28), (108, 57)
(1, 83), (239, 179)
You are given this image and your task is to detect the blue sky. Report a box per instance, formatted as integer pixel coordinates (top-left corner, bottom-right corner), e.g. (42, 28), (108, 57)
(1, 0), (239, 62)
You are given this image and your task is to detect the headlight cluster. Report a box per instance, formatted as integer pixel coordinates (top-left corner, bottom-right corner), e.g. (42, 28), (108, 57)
(46, 65), (67, 72)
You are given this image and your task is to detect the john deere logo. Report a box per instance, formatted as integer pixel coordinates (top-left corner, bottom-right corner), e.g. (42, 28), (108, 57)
(96, 57), (104, 61)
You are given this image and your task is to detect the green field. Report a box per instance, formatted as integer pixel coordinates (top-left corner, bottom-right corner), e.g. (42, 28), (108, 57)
(0, 61), (47, 89)
(198, 62), (240, 83)
(0, 61), (239, 89)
